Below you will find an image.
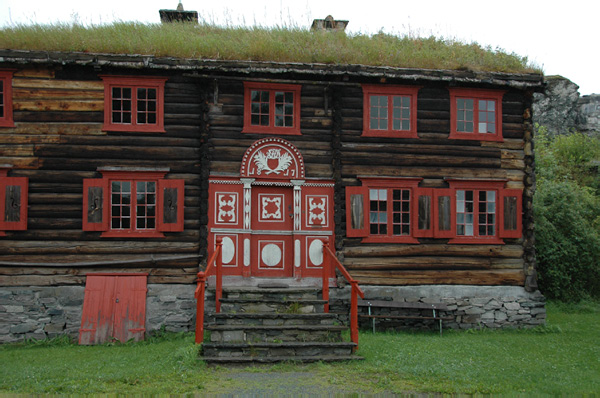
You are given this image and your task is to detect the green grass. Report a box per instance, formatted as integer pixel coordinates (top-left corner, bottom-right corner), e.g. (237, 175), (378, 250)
(1, 301), (598, 395)
(0, 22), (541, 74)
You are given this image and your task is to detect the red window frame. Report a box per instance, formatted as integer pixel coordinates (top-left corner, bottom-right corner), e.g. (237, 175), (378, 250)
(445, 180), (522, 244)
(346, 178), (523, 245)
(82, 169), (184, 238)
(362, 85), (420, 138)
(449, 88), (505, 142)
(345, 177), (424, 243)
(101, 76), (167, 133)
(0, 166), (28, 236)
(242, 82), (301, 135)
(0, 70), (15, 128)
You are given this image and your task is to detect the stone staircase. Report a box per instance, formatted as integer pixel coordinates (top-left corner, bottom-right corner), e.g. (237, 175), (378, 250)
(199, 286), (363, 365)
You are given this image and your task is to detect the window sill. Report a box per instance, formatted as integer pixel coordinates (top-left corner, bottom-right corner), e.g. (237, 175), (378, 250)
(101, 230), (165, 238)
(242, 126), (301, 136)
(362, 236), (420, 244)
(361, 130), (418, 138)
(448, 237), (504, 245)
(102, 125), (166, 133)
(449, 132), (503, 142)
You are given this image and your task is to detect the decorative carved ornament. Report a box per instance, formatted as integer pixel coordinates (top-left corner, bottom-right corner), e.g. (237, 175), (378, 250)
(240, 137), (305, 180)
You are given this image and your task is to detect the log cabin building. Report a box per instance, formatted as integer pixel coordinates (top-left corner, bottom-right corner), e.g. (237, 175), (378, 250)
(0, 32), (547, 342)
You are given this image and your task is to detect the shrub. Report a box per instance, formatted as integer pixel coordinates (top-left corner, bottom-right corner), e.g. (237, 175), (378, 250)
(534, 126), (600, 301)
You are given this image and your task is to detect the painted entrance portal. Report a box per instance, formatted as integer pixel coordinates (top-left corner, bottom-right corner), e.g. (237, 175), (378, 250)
(208, 138), (334, 279)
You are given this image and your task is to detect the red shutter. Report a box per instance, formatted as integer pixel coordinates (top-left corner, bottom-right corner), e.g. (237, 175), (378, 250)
(1, 177), (28, 231)
(413, 188), (433, 237)
(499, 188), (523, 239)
(82, 178), (108, 231)
(433, 188), (455, 238)
(345, 185), (368, 237)
(157, 178), (185, 232)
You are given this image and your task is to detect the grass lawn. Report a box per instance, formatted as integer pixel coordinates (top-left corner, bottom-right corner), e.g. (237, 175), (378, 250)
(0, 301), (598, 395)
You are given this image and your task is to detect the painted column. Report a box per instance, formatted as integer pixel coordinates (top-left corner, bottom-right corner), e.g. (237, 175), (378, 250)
(291, 179), (304, 278)
(240, 178), (254, 277)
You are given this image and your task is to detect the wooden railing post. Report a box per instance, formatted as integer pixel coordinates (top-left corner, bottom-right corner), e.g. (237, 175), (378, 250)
(350, 280), (359, 351)
(215, 237), (223, 314)
(321, 238), (330, 313)
(194, 271), (207, 344)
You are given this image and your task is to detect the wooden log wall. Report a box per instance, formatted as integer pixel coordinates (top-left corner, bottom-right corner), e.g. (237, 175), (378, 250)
(0, 62), (535, 289)
(207, 81), (334, 179)
(336, 84), (529, 287)
(0, 66), (204, 286)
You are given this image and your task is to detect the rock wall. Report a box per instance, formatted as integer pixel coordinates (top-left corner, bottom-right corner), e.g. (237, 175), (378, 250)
(330, 285), (546, 330)
(534, 75), (600, 135)
(0, 284), (197, 343)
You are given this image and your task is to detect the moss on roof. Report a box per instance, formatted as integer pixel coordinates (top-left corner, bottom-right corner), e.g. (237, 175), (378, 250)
(0, 22), (541, 74)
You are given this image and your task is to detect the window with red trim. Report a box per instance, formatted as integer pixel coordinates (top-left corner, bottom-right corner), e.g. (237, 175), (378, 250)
(242, 82), (301, 135)
(362, 85), (419, 138)
(0, 71), (15, 128)
(449, 88), (505, 142)
(83, 169), (184, 237)
(101, 76), (167, 133)
(346, 177), (428, 243)
(346, 178), (522, 244)
(0, 167), (28, 236)
(444, 180), (521, 244)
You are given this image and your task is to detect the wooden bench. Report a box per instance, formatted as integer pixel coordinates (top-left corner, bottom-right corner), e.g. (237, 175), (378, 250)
(357, 299), (453, 336)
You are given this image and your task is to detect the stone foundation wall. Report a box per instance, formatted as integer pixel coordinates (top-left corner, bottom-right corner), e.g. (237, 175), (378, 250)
(1, 284), (546, 343)
(330, 285), (546, 330)
(0, 284), (197, 343)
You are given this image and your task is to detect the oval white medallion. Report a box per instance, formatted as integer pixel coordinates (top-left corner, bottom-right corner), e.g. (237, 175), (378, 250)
(261, 243), (282, 267)
(221, 237), (235, 264)
(309, 239), (323, 266)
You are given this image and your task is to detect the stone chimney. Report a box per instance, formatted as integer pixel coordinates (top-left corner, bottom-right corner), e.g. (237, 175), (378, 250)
(159, 2), (198, 24)
(311, 15), (348, 32)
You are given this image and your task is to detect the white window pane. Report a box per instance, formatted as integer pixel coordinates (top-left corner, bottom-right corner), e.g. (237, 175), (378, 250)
(466, 224), (473, 236)
(369, 189), (378, 200)
(379, 189), (387, 200)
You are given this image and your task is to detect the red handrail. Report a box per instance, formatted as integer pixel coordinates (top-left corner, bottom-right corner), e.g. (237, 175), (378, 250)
(321, 238), (365, 351)
(194, 237), (223, 344)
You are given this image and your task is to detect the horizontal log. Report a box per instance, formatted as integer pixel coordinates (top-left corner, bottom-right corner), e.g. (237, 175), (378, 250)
(342, 244), (524, 258)
(13, 78), (103, 90)
(342, 154), (500, 168)
(6, 229), (199, 242)
(14, 88), (104, 100)
(14, 111), (102, 123)
(501, 158), (525, 169)
(0, 266), (198, 276)
(341, 165), (509, 180)
(350, 269), (525, 286)
(14, 99), (103, 112)
(14, 68), (55, 79)
(34, 144), (199, 160)
(0, 145), (34, 157)
(0, 253), (199, 267)
(0, 274), (196, 286)
(2, 123), (105, 136)
(0, 156), (39, 169)
(343, 256), (523, 270)
(341, 142), (500, 158)
(0, 134), (61, 145)
(3, 240), (199, 255)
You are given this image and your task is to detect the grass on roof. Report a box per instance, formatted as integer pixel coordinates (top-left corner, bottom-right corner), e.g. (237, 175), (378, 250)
(0, 22), (541, 74)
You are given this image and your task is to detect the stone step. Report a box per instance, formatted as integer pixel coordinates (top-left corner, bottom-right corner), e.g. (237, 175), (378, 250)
(212, 313), (339, 326)
(219, 298), (328, 314)
(202, 341), (357, 358)
(219, 287), (322, 301)
(199, 354), (364, 365)
(206, 324), (347, 343)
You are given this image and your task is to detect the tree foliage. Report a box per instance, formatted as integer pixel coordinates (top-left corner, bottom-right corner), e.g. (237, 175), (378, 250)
(534, 126), (600, 301)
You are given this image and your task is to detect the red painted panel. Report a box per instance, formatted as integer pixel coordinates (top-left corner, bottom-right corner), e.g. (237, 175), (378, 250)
(79, 274), (147, 345)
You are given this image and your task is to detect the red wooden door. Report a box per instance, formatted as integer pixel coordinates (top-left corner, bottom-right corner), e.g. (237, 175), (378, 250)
(250, 186), (294, 277)
(79, 274), (147, 345)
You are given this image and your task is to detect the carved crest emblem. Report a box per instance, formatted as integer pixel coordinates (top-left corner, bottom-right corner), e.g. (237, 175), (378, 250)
(253, 148), (293, 175)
